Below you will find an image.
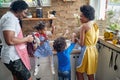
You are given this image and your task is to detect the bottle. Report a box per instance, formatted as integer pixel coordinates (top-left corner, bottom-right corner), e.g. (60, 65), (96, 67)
(36, 7), (43, 18)
(36, 0), (43, 18)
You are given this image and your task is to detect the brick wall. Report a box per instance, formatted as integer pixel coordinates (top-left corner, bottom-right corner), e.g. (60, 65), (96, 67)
(1, 0), (106, 40)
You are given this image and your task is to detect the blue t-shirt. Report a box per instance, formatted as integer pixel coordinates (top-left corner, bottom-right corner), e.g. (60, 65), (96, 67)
(57, 43), (75, 71)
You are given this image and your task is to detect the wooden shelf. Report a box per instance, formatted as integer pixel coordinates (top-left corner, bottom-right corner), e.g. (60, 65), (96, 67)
(22, 18), (56, 21)
(63, 0), (76, 1)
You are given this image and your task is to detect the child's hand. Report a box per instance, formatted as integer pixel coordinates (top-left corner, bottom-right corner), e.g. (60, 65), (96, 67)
(66, 29), (69, 34)
(74, 38), (79, 43)
(63, 29), (69, 37)
(52, 25), (56, 30)
(51, 25), (56, 34)
(71, 33), (78, 43)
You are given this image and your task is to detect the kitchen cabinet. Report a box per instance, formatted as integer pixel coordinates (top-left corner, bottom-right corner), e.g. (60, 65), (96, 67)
(53, 54), (58, 80)
(70, 54), (77, 80)
(0, 44), (2, 58)
(71, 53), (88, 80)
(96, 38), (120, 80)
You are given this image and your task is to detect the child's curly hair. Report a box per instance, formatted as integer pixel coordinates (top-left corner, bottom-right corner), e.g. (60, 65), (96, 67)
(53, 37), (66, 52)
(34, 21), (45, 31)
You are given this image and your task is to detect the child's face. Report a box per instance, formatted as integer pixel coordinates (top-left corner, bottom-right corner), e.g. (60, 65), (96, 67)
(38, 28), (46, 34)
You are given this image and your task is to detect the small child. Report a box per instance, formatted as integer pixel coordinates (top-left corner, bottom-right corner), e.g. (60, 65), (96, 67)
(33, 22), (55, 80)
(53, 33), (77, 80)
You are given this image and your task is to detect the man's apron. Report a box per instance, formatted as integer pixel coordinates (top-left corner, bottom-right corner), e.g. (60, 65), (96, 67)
(15, 30), (31, 70)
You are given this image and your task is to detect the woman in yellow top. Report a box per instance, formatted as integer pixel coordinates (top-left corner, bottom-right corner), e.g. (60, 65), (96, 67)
(76, 5), (99, 80)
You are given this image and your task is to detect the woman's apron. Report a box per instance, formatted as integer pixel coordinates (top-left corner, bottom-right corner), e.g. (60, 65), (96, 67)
(76, 46), (86, 68)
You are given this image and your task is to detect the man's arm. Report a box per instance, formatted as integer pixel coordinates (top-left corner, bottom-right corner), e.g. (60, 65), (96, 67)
(3, 30), (33, 45)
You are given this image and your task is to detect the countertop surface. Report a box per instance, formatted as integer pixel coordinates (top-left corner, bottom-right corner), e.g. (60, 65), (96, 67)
(98, 36), (120, 52)
(53, 48), (81, 55)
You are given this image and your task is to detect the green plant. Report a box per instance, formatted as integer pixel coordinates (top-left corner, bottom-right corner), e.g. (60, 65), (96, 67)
(106, 10), (120, 31)
(74, 13), (80, 27)
(109, 23), (120, 31)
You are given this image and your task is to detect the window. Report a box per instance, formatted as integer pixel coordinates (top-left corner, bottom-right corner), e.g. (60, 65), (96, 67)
(106, 0), (120, 30)
(0, 0), (51, 7)
(108, 0), (120, 5)
(89, 0), (107, 20)
(89, 0), (120, 30)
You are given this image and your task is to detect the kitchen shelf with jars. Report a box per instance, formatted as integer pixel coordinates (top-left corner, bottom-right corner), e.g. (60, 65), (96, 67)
(22, 0), (56, 21)
(22, 17), (56, 21)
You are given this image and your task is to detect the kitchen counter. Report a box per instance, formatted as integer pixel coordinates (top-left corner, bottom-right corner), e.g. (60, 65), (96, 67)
(52, 49), (80, 55)
(96, 36), (120, 80)
(98, 36), (120, 52)
(50, 40), (81, 55)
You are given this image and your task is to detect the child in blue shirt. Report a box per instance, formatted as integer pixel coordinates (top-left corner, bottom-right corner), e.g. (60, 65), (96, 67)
(53, 34), (77, 80)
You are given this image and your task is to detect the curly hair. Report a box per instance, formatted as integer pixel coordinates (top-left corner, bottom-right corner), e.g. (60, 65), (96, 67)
(34, 22), (45, 31)
(80, 5), (95, 20)
(53, 37), (66, 52)
(10, 0), (28, 13)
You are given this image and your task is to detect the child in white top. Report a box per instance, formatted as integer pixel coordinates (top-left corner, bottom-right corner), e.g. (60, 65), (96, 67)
(33, 22), (55, 80)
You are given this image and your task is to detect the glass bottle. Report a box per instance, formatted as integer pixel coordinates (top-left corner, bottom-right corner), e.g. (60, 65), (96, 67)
(36, 0), (43, 18)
